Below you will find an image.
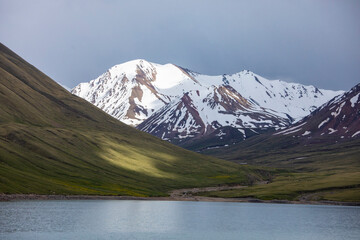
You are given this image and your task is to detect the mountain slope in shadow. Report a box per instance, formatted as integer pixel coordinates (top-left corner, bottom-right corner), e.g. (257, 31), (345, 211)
(0, 43), (265, 196)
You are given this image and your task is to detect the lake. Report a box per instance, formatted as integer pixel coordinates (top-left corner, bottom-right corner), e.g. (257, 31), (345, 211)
(0, 200), (359, 240)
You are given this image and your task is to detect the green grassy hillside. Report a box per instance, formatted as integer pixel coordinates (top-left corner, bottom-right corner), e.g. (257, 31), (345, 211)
(200, 133), (360, 202)
(0, 43), (268, 196)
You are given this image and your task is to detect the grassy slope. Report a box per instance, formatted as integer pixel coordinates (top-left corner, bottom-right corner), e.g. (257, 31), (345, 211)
(200, 134), (360, 202)
(0, 43), (268, 196)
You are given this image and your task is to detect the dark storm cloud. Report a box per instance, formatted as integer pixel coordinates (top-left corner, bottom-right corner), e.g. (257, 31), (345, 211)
(1, 0), (359, 90)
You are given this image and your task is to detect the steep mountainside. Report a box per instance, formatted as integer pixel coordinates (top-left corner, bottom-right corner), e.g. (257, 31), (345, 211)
(204, 83), (360, 160)
(0, 43), (267, 196)
(274, 83), (360, 142)
(72, 60), (342, 147)
(200, 84), (360, 202)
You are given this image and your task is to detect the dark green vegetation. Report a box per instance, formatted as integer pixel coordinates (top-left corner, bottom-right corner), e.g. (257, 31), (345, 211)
(200, 133), (360, 202)
(0, 43), (269, 197)
(179, 126), (270, 152)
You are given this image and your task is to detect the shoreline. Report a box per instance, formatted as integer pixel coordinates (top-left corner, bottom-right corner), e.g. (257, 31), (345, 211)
(1, 194), (359, 206)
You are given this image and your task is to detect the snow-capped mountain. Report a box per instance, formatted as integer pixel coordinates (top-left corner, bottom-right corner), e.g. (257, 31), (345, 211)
(274, 83), (360, 141)
(137, 85), (292, 143)
(72, 59), (343, 144)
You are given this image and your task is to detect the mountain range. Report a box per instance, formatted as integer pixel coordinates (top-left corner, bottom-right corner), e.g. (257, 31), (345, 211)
(204, 83), (360, 158)
(200, 85), (360, 201)
(71, 59), (359, 202)
(1, 43), (358, 202)
(273, 83), (360, 142)
(72, 60), (342, 148)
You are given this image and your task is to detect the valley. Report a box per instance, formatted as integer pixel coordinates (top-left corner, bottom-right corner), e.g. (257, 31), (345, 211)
(0, 43), (359, 204)
(0, 43), (270, 197)
(1, 2), (359, 240)
(71, 59), (360, 203)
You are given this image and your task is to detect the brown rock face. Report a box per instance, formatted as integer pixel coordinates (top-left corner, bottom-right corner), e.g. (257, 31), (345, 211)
(138, 87), (291, 145)
(275, 83), (360, 143)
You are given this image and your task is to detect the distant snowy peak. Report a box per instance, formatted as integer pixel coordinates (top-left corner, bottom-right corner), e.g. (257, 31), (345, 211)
(138, 84), (293, 143)
(275, 83), (360, 141)
(72, 59), (197, 125)
(72, 59), (343, 143)
(220, 71), (342, 120)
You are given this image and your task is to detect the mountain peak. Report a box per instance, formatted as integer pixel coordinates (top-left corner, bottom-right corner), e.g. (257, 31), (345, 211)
(72, 60), (343, 146)
(109, 59), (155, 74)
(274, 82), (360, 141)
(118, 58), (151, 65)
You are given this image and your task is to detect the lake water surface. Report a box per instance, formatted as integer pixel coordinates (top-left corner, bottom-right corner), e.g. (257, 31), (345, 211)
(0, 200), (359, 240)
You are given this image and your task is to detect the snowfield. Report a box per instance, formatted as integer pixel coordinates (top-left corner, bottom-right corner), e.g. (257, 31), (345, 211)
(72, 59), (344, 141)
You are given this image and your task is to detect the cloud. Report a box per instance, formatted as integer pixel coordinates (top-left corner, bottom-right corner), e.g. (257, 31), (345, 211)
(1, 0), (359, 91)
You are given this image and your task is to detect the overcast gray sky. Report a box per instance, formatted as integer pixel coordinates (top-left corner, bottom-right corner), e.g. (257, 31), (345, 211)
(1, 0), (359, 91)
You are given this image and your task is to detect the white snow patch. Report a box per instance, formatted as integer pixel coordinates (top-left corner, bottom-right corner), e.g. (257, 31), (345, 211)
(331, 101), (345, 118)
(274, 122), (306, 135)
(161, 132), (166, 139)
(328, 128), (337, 134)
(216, 130), (226, 137)
(237, 129), (245, 136)
(206, 146), (220, 150)
(178, 135), (190, 139)
(318, 118), (330, 128)
(302, 131), (311, 136)
(352, 131), (360, 138)
(350, 93), (359, 107)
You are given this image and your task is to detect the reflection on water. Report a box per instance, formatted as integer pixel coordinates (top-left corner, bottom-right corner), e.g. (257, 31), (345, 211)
(0, 200), (359, 240)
